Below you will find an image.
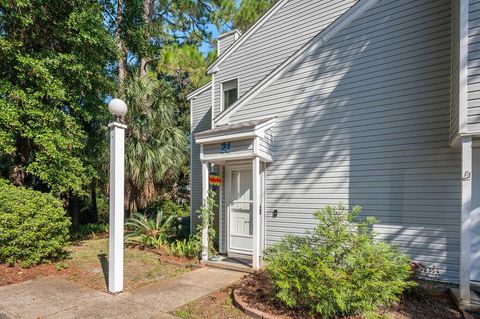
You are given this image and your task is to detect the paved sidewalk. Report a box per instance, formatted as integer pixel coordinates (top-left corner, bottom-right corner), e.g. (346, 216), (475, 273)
(0, 267), (244, 319)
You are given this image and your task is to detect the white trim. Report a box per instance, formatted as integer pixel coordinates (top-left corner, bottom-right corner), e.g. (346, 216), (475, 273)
(459, 0), (469, 135)
(196, 132), (259, 144)
(461, 136), (472, 302)
(219, 165), (225, 254)
(206, 0), (289, 74)
(201, 162), (209, 261)
(201, 150), (254, 162)
(215, 0), (380, 125)
(211, 73), (216, 128)
(261, 162), (267, 253)
(253, 136), (259, 157)
(220, 77), (240, 113)
(186, 82), (212, 100)
(252, 156), (261, 270)
(189, 99), (194, 233)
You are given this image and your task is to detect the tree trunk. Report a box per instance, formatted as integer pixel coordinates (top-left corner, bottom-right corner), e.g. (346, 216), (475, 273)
(89, 179), (98, 223)
(11, 136), (30, 186)
(69, 192), (81, 228)
(116, 0), (127, 86)
(140, 0), (152, 77)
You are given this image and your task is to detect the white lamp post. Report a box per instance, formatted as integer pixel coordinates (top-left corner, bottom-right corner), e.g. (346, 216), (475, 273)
(107, 98), (127, 294)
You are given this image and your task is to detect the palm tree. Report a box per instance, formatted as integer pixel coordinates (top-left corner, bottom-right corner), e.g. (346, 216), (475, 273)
(121, 74), (187, 214)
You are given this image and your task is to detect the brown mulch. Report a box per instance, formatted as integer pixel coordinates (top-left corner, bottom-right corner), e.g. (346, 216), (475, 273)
(235, 272), (464, 319)
(141, 246), (200, 268)
(0, 262), (81, 287)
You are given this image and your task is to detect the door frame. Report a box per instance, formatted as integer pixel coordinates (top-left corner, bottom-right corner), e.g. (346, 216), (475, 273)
(226, 164), (253, 255)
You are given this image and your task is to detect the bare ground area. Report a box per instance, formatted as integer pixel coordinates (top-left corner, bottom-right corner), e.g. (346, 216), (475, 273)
(0, 237), (199, 292)
(172, 287), (249, 319)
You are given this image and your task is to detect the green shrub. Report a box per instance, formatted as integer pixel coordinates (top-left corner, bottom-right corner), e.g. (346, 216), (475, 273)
(0, 181), (71, 267)
(72, 223), (108, 240)
(196, 190), (217, 256)
(145, 199), (190, 217)
(165, 236), (200, 258)
(125, 211), (177, 248)
(264, 204), (414, 319)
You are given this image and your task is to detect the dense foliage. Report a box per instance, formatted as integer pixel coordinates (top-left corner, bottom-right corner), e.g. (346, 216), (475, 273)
(233, 0), (278, 32)
(145, 199), (190, 218)
(0, 180), (71, 267)
(265, 204), (414, 319)
(122, 75), (187, 212)
(165, 237), (200, 258)
(125, 211), (177, 248)
(0, 0), (115, 196)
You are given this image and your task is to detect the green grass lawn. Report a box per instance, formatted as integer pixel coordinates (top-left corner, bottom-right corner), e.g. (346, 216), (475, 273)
(64, 238), (196, 291)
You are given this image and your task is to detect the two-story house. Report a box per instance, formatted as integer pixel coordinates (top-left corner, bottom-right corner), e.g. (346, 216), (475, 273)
(188, 0), (480, 304)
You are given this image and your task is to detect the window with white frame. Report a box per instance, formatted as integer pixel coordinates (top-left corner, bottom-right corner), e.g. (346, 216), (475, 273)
(222, 79), (238, 110)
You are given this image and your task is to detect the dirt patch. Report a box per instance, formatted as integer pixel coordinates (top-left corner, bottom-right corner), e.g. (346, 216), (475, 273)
(0, 238), (199, 292)
(172, 287), (249, 319)
(0, 262), (78, 287)
(234, 272), (464, 319)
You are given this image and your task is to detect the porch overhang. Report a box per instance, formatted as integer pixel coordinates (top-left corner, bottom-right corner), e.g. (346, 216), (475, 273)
(195, 118), (275, 165)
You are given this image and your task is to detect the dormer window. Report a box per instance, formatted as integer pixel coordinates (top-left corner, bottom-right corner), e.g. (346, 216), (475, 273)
(222, 79), (238, 110)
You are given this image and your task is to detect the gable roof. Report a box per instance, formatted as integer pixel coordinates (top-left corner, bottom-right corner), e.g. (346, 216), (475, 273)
(206, 0), (289, 75)
(186, 81), (212, 100)
(214, 0), (380, 126)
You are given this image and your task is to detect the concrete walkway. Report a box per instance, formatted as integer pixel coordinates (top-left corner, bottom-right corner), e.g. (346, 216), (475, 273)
(0, 267), (244, 319)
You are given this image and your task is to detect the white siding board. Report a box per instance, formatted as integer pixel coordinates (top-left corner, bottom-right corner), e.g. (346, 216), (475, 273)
(230, 0), (460, 281)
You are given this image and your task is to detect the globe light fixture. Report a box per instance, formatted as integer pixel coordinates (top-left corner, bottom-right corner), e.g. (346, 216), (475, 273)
(108, 98), (128, 120)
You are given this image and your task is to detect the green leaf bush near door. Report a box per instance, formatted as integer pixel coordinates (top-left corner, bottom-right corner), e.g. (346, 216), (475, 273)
(0, 180), (71, 267)
(264, 204), (414, 319)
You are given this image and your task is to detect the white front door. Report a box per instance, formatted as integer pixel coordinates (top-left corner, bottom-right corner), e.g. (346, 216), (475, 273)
(227, 166), (253, 253)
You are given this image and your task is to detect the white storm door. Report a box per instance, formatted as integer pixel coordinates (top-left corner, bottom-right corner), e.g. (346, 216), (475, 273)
(228, 167), (253, 253)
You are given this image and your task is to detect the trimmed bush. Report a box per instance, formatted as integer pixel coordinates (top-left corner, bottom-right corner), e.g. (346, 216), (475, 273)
(0, 181), (71, 267)
(264, 204), (414, 319)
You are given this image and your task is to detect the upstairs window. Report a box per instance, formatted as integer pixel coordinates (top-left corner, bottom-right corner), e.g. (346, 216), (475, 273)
(222, 79), (238, 110)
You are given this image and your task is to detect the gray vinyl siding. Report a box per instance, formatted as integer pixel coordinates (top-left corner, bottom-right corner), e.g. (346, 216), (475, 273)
(218, 34), (237, 56)
(231, 0), (460, 281)
(258, 128), (274, 160)
(469, 0), (480, 132)
(190, 87), (212, 230)
(451, 0), (460, 143)
(212, 0), (358, 119)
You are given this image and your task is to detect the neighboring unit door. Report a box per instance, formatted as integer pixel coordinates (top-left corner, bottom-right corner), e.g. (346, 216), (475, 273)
(228, 167), (253, 253)
(472, 148), (480, 281)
